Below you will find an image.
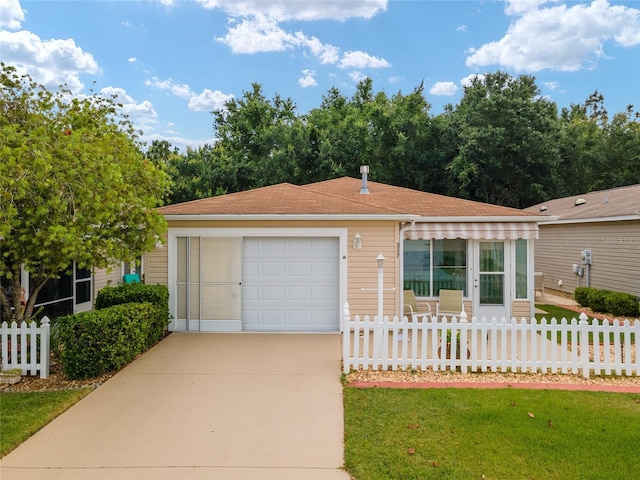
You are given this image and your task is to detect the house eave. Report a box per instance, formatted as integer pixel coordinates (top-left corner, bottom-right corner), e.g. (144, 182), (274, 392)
(413, 215), (556, 223)
(163, 214), (418, 222)
(537, 215), (640, 225)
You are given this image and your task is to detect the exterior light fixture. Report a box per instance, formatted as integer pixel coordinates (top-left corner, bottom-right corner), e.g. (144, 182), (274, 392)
(353, 233), (362, 249)
(377, 252), (385, 269)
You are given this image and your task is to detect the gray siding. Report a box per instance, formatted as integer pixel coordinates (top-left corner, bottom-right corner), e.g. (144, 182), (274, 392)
(534, 220), (640, 296)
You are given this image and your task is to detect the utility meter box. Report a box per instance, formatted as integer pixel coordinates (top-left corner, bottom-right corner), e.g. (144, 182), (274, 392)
(581, 249), (592, 265)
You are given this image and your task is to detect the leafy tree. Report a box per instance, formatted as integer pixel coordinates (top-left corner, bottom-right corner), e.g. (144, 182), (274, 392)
(557, 102), (604, 196)
(211, 83), (300, 192)
(446, 72), (562, 208)
(595, 104), (640, 189)
(0, 63), (168, 322)
(558, 95), (639, 196)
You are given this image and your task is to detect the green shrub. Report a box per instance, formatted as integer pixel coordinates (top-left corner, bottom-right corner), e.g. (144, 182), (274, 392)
(587, 289), (612, 313)
(95, 283), (169, 310)
(56, 302), (168, 379)
(574, 287), (596, 307)
(605, 292), (640, 318)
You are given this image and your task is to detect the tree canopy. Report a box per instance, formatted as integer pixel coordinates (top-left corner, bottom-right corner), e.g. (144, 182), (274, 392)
(156, 72), (639, 208)
(0, 63), (169, 322)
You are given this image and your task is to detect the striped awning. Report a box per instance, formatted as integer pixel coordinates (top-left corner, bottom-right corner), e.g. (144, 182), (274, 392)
(404, 222), (539, 240)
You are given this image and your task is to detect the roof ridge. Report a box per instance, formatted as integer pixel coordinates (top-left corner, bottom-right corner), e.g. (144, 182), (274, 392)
(301, 179), (408, 214)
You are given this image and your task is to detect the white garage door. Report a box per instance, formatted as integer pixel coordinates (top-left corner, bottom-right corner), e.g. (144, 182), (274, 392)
(243, 237), (340, 332)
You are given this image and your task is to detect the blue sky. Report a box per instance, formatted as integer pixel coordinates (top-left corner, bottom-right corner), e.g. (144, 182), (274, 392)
(2, 0), (639, 151)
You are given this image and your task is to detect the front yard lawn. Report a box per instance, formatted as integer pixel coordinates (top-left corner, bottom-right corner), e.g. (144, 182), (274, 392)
(0, 389), (92, 457)
(344, 387), (640, 480)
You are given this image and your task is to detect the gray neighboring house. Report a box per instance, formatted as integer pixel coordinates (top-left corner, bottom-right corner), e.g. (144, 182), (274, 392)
(525, 184), (640, 297)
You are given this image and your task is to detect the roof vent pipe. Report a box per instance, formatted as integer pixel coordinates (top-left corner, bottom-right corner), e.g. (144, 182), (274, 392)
(360, 165), (370, 194)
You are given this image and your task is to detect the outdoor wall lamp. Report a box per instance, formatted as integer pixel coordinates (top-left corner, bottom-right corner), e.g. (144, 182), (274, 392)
(377, 252), (385, 269)
(353, 233), (362, 249)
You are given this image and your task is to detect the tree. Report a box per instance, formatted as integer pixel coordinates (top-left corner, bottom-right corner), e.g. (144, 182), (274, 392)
(446, 72), (562, 208)
(211, 83), (300, 192)
(0, 63), (169, 322)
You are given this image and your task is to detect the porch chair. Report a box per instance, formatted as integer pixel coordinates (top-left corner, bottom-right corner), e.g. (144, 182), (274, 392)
(403, 289), (431, 320)
(534, 272), (545, 299)
(436, 289), (464, 320)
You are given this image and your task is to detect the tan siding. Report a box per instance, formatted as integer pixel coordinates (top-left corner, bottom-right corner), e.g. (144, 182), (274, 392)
(145, 232), (168, 286)
(94, 264), (122, 293)
(511, 300), (531, 320)
(345, 221), (398, 318)
(534, 220), (640, 297)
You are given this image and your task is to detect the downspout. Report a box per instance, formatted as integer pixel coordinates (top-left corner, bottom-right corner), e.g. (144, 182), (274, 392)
(398, 220), (416, 318)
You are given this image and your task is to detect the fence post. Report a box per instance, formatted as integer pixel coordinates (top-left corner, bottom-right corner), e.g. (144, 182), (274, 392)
(460, 311), (469, 373)
(579, 312), (590, 379)
(1, 321), (8, 369)
(342, 303), (350, 373)
(40, 316), (50, 379)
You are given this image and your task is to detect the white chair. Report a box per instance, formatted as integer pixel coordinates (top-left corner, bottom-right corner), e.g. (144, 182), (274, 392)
(534, 272), (545, 299)
(436, 289), (464, 319)
(403, 290), (431, 320)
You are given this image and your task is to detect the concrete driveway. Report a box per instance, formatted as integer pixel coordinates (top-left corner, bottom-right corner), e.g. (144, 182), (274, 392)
(0, 333), (349, 479)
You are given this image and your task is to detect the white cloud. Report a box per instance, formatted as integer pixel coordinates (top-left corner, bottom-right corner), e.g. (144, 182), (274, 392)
(339, 50), (390, 69)
(504, 0), (558, 16)
(145, 76), (234, 112)
(298, 69), (317, 88)
(303, 35), (340, 64)
(467, 0), (640, 72)
(218, 15), (389, 73)
(429, 81), (458, 96)
(456, 25), (467, 32)
(143, 132), (216, 152)
(128, 57), (137, 63)
(196, 0), (387, 21)
(188, 88), (234, 111)
(99, 86), (158, 135)
(0, 0), (24, 30)
(348, 71), (368, 83)
(543, 81), (559, 90)
(217, 15), (294, 53)
(0, 30), (99, 92)
(145, 76), (192, 99)
(461, 73), (485, 88)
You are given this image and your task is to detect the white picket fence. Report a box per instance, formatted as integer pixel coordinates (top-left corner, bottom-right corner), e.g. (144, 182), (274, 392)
(1, 316), (50, 378)
(342, 304), (640, 378)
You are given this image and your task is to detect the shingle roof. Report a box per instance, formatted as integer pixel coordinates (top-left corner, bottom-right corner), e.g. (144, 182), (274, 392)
(159, 176), (538, 218)
(524, 184), (640, 221)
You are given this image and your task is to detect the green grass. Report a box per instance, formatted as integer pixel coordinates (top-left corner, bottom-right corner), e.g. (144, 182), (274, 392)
(536, 304), (635, 344)
(0, 389), (92, 457)
(344, 387), (640, 480)
(535, 304), (583, 323)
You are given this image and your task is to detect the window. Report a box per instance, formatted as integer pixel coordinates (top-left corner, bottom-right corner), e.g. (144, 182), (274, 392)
(515, 239), (527, 299)
(404, 239), (467, 296)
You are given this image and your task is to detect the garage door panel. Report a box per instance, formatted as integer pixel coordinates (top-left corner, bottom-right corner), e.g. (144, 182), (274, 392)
(288, 311), (312, 326)
(314, 260), (339, 278)
(314, 310), (341, 327)
(260, 262), (286, 278)
(288, 261), (314, 278)
(289, 285), (313, 302)
(243, 237), (339, 332)
(260, 286), (286, 302)
(314, 285), (339, 302)
(262, 310), (287, 326)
